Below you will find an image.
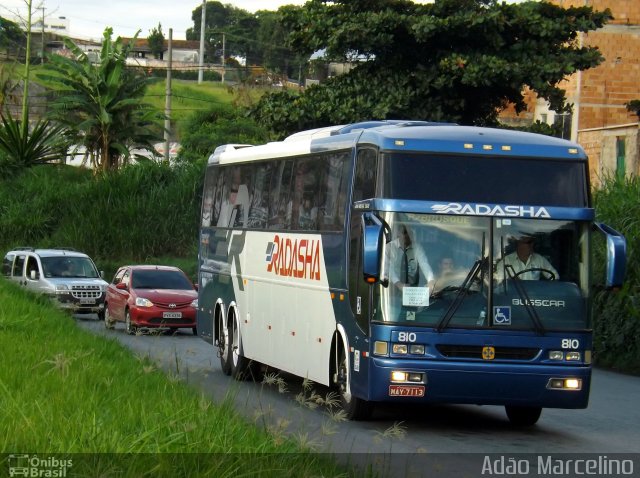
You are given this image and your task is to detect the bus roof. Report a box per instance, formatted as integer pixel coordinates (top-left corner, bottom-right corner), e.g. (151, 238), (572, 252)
(209, 121), (587, 165)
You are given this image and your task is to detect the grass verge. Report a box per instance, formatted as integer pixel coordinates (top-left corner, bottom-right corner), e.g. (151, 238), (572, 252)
(0, 280), (354, 477)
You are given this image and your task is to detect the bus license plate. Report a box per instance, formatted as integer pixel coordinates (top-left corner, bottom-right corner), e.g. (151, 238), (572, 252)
(389, 385), (425, 397)
(163, 312), (182, 319)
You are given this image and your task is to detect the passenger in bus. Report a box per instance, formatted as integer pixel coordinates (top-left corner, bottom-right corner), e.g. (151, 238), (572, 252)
(495, 235), (558, 281)
(217, 168), (249, 228)
(298, 196), (318, 230)
(432, 256), (466, 293)
(386, 225), (435, 320)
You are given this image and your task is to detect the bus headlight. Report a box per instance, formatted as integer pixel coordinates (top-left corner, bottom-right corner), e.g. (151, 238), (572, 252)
(549, 351), (564, 360)
(565, 351), (581, 361)
(392, 344), (408, 354)
(409, 344), (425, 355)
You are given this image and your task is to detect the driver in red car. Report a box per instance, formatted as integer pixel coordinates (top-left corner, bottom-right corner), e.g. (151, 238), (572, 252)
(496, 235), (558, 281)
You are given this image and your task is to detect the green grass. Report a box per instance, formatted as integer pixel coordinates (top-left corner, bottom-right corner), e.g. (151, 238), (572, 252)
(0, 279), (354, 476)
(145, 79), (235, 133)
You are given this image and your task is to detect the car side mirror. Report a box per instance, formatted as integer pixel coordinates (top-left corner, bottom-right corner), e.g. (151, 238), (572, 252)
(30, 270), (38, 280)
(116, 282), (128, 291)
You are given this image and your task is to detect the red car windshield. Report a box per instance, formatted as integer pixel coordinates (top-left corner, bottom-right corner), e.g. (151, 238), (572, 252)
(131, 270), (193, 290)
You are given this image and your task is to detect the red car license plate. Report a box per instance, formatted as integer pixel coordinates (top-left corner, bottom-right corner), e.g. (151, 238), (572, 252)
(162, 312), (182, 319)
(389, 385), (425, 397)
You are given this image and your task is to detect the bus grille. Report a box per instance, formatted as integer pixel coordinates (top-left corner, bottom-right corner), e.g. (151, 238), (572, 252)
(436, 345), (540, 361)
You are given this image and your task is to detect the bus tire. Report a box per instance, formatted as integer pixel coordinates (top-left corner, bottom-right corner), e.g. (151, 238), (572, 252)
(337, 346), (373, 420)
(505, 406), (542, 426)
(230, 313), (250, 380)
(218, 309), (232, 376)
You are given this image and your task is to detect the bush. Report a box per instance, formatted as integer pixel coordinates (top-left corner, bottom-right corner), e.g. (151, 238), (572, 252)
(177, 105), (271, 163)
(592, 175), (640, 373)
(0, 161), (204, 263)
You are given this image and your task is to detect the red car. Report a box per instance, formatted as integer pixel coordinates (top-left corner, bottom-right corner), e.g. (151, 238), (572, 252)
(104, 265), (198, 335)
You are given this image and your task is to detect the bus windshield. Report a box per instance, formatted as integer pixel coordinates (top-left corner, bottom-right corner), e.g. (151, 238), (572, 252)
(375, 212), (590, 331)
(381, 153), (588, 207)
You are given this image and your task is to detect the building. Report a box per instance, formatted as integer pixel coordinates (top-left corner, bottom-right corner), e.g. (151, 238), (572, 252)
(122, 38), (201, 65)
(502, 1), (640, 184)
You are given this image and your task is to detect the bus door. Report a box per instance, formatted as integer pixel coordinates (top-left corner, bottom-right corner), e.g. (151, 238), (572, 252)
(346, 149), (378, 397)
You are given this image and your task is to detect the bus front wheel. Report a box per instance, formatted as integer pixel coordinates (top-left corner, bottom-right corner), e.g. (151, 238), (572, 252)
(337, 347), (373, 420)
(505, 406), (542, 426)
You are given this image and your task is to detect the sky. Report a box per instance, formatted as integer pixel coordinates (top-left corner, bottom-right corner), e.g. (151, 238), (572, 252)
(1, 1), (318, 41)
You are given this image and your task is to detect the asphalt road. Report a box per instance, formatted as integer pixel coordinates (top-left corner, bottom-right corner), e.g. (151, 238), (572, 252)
(76, 315), (640, 477)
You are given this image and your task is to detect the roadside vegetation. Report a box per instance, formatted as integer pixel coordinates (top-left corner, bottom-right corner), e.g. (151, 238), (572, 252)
(592, 176), (640, 374)
(0, 280), (354, 476)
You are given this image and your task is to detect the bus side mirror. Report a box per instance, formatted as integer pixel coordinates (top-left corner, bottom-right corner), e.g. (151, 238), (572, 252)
(361, 212), (384, 283)
(594, 222), (626, 289)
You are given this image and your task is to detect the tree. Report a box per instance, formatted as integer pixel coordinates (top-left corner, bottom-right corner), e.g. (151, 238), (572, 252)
(36, 28), (163, 171)
(0, 16), (24, 50)
(251, 0), (612, 137)
(255, 7), (307, 81)
(626, 100), (640, 120)
(147, 23), (165, 60)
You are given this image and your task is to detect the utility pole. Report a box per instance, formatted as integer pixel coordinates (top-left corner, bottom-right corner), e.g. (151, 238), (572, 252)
(221, 32), (225, 84)
(164, 28), (173, 163)
(198, 0), (206, 84)
(40, 6), (46, 61)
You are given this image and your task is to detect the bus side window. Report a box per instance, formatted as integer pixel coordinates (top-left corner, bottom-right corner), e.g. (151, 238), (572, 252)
(248, 163), (271, 229)
(318, 152), (351, 231)
(353, 148), (378, 202)
(268, 160), (294, 230)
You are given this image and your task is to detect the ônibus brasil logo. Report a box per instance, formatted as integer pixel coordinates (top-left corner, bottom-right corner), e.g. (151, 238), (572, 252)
(266, 235), (321, 280)
(431, 203), (551, 218)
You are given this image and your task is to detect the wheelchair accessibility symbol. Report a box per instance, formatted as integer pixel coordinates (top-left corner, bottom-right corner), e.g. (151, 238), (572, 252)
(493, 306), (511, 326)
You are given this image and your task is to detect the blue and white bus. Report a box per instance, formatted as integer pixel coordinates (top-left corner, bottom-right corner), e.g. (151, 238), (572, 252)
(197, 121), (626, 425)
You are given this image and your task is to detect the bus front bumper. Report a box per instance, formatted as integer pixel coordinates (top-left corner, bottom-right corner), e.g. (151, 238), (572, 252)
(366, 357), (591, 409)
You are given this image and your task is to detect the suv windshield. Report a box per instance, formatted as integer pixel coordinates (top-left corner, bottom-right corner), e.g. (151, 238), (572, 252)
(42, 257), (100, 279)
(373, 212), (590, 332)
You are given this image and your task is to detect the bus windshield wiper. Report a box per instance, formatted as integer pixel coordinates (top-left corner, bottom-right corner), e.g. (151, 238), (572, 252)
(435, 257), (486, 333)
(504, 265), (546, 335)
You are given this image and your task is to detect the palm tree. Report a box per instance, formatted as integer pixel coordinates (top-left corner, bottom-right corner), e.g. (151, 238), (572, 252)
(37, 28), (162, 171)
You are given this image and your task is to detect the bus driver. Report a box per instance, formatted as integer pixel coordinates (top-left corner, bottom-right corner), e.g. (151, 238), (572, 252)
(495, 235), (558, 281)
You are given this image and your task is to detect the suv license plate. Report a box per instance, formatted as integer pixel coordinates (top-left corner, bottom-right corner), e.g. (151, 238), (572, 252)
(163, 312), (182, 319)
(80, 299), (96, 305)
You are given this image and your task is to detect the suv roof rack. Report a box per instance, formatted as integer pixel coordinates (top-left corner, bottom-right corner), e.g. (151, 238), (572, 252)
(12, 247), (35, 251)
(51, 247), (77, 251)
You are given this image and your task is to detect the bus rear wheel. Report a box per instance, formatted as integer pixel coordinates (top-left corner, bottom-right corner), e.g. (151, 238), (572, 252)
(337, 347), (372, 420)
(218, 311), (231, 376)
(230, 314), (250, 380)
(505, 406), (542, 426)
